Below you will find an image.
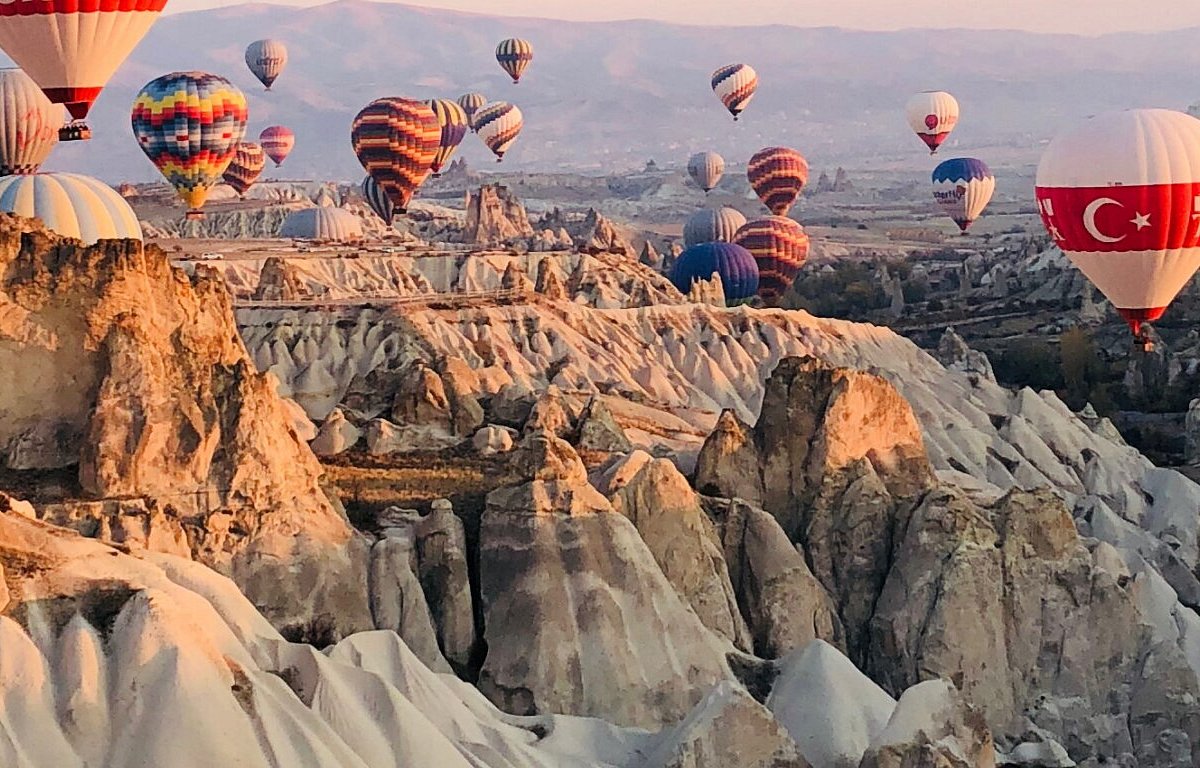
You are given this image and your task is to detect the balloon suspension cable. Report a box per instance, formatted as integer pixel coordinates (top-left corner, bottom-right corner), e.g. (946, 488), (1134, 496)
(59, 123), (91, 142)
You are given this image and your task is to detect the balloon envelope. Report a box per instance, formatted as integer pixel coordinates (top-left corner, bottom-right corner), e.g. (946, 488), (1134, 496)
(223, 141), (266, 197)
(683, 206), (746, 248)
(458, 93), (487, 128)
(931, 158), (994, 232)
(747, 147), (809, 217)
(1035, 108), (1200, 338)
(733, 216), (810, 303)
(711, 64), (757, 121)
(245, 39), (287, 90)
(0, 68), (62, 176)
(131, 72), (248, 215)
(906, 91), (959, 154)
(0, 172), (141, 244)
(280, 207), (363, 242)
(670, 242), (759, 304)
(688, 151), (725, 192)
(350, 97), (440, 213)
(0, 0), (168, 122)
(361, 175), (394, 226)
(428, 98), (469, 175)
(259, 126), (294, 166)
(473, 101), (523, 161)
(496, 38), (533, 83)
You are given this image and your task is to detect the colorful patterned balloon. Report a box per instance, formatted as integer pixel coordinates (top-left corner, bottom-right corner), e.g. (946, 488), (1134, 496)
(361, 174), (394, 227)
(245, 39), (287, 90)
(350, 97), (440, 214)
(259, 125), (294, 166)
(747, 146), (809, 217)
(931, 157), (994, 232)
(457, 92), (487, 129)
(0, 68), (62, 176)
(711, 63), (757, 121)
(131, 72), (248, 217)
(496, 38), (533, 84)
(222, 141), (266, 197)
(428, 98), (469, 175)
(733, 216), (810, 303)
(671, 242), (759, 304)
(0, 0), (168, 134)
(473, 101), (523, 162)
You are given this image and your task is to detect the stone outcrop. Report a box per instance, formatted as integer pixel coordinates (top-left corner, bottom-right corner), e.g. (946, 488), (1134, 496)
(859, 680), (995, 768)
(934, 326), (996, 383)
(575, 395), (633, 453)
(599, 451), (751, 650)
(477, 432), (730, 728)
(311, 408), (363, 456)
(463, 185), (534, 244)
(0, 214), (371, 641)
(252, 256), (314, 301)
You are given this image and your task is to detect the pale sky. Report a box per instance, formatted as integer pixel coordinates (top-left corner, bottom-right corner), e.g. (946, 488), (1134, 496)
(174, 0), (1200, 36)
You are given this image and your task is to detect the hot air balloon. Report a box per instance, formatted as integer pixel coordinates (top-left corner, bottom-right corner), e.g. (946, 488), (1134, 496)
(931, 158), (994, 233)
(222, 142), (266, 197)
(0, 0), (168, 140)
(259, 126), (294, 167)
(361, 175), (394, 226)
(748, 147), (809, 216)
(458, 92), (487, 129)
(688, 151), (725, 193)
(670, 242), (759, 304)
(496, 38), (533, 84)
(473, 101), (523, 162)
(0, 68), (62, 176)
(245, 39), (287, 90)
(131, 72), (249, 219)
(350, 97), (440, 214)
(1036, 108), (1200, 344)
(0, 172), (141, 244)
(906, 91), (959, 154)
(281, 207), (363, 242)
(711, 64), (757, 121)
(683, 207), (746, 248)
(733, 216), (810, 303)
(428, 98), (469, 176)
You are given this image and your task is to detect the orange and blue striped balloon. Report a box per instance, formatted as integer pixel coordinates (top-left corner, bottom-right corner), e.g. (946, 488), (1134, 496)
(747, 146), (808, 217)
(350, 97), (440, 214)
(428, 98), (469, 175)
(733, 216), (810, 303)
(222, 141), (265, 197)
(496, 38), (533, 84)
(131, 71), (248, 216)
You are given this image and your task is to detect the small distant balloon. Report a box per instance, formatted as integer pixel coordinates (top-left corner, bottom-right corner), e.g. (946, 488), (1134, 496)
(711, 64), (757, 121)
(473, 101), (523, 162)
(361, 175), (394, 227)
(259, 126), (295, 166)
(906, 91), (959, 154)
(496, 38), (533, 84)
(688, 151), (725, 193)
(747, 147), (809, 217)
(223, 141), (266, 197)
(931, 157), (994, 233)
(428, 98), (469, 176)
(458, 92), (487, 129)
(245, 39), (288, 90)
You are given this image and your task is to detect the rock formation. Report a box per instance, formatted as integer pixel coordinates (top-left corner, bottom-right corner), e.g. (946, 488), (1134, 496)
(463, 184), (534, 244)
(934, 326), (996, 383)
(477, 432), (731, 728)
(0, 214), (371, 641)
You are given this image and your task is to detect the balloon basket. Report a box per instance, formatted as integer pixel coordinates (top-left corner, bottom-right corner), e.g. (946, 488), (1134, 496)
(59, 123), (91, 142)
(185, 210), (206, 221)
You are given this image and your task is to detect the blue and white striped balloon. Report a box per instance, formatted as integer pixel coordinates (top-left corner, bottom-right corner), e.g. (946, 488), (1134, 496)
(931, 157), (994, 232)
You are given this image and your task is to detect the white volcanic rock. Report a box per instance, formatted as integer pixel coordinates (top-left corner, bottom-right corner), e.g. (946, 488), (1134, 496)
(478, 432), (732, 728)
(280, 395), (319, 441)
(473, 424), (516, 455)
(859, 679), (994, 768)
(311, 408), (363, 456)
(368, 523), (452, 673)
(766, 640), (895, 768)
(598, 451), (751, 650)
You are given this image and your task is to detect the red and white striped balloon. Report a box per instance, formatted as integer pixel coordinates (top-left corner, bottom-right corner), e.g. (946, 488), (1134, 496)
(1035, 108), (1200, 340)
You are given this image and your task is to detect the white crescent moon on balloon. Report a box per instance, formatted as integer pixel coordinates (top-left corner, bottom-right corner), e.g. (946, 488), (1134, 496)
(1083, 197), (1125, 243)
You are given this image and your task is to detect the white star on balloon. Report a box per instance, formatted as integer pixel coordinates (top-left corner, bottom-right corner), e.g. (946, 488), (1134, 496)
(1131, 212), (1152, 230)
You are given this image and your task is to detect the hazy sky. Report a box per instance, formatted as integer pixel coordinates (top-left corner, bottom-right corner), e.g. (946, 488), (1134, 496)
(174, 0), (1200, 35)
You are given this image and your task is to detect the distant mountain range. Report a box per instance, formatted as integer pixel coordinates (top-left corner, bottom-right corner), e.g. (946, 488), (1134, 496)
(22, 1), (1200, 183)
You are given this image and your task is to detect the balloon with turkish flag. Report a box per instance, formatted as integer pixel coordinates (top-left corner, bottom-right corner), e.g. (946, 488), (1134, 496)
(1035, 108), (1200, 344)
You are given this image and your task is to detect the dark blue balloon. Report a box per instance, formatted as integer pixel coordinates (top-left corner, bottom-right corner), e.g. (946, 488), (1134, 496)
(932, 157), (992, 184)
(670, 242), (760, 303)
